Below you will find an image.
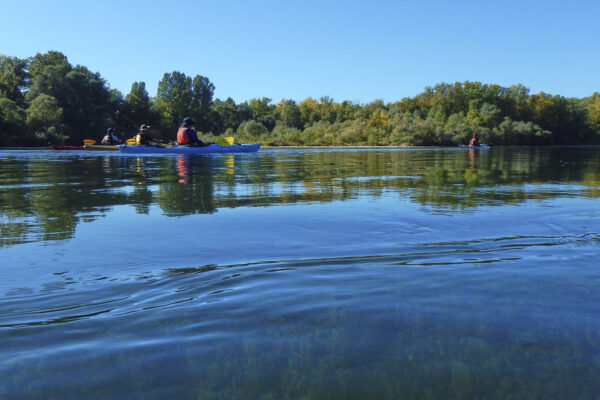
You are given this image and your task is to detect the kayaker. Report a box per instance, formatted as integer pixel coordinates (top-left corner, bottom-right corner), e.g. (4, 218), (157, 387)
(177, 118), (208, 146)
(469, 133), (480, 147)
(135, 124), (155, 145)
(101, 128), (121, 145)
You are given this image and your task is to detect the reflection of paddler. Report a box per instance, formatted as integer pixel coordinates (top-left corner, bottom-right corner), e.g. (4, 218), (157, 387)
(303, 181), (317, 194)
(469, 147), (477, 169)
(174, 154), (214, 184)
(224, 155), (234, 175)
(134, 157), (148, 180)
(176, 155), (189, 183)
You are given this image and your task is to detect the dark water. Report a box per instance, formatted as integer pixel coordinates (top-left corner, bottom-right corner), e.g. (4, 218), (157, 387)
(1, 147), (599, 399)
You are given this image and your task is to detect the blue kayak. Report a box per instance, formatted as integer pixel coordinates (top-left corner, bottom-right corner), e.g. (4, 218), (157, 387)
(459, 144), (490, 149)
(119, 143), (261, 154)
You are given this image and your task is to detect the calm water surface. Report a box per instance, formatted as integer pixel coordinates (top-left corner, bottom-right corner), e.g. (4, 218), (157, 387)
(1, 147), (599, 399)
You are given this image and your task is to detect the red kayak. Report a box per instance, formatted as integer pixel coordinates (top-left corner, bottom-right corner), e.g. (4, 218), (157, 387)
(51, 145), (85, 150)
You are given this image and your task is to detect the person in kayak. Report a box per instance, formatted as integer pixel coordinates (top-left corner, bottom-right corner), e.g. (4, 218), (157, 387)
(102, 128), (121, 145)
(469, 133), (480, 147)
(177, 118), (208, 146)
(135, 124), (157, 145)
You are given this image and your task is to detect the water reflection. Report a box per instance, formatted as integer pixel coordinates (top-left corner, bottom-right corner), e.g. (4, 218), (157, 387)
(0, 147), (599, 247)
(159, 155), (215, 215)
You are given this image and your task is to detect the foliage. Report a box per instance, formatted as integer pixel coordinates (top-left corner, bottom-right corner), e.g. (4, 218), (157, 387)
(25, 52), (117, 144)
(155, 72), (217, 136)
(116, 82), (159, 136)
(0, 51), (599, 146)
(0, 55), (28, 106)
(155, 71), (195, 134)
(26, 94), (66, 144)
(0, 97), (26, 145)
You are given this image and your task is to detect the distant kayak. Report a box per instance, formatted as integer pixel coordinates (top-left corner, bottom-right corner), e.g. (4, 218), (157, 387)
(459, 144), (491, 149)
(118, 143), (261, 155)
(51, 145), (84, 150)
(85, 144), (119, 151)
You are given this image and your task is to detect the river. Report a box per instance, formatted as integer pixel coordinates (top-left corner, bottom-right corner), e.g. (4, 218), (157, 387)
(1, 146), (599, 399)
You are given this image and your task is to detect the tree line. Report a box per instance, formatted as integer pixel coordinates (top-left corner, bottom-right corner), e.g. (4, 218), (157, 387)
(1, 51), (599, 146)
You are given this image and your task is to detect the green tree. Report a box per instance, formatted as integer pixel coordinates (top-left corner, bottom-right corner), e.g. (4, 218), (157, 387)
(275, 99), (302, 129)
(237, 119), (268, 138)
(0, 55), (28, 106)
(26, 94), (66, 143)
(298, 97), (320, 126)
(26, 52), (116, 144)
(212, 97), (252, 133)
(0, 98), (26, 145)
(155, 71), (194, 133)
(117, 82), (159, 134)
(246, 97), (276, 130)
(27, 51), (70, 77)
(584, 93), (600, 135)
(191, 75), (215, 133)
(155, 72), (217, 135)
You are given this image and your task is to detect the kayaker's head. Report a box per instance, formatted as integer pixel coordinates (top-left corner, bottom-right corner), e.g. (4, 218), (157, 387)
(107, 128), (115, 134)
(182, 117), (194, 127)
(139, 124), (150, 131)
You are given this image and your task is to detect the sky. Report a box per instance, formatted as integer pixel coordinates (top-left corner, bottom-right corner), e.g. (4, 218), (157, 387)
(1, 0), (599, 104)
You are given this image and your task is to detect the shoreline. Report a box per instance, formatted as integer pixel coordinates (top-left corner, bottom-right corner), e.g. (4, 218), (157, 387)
(3, 144), (600, 150)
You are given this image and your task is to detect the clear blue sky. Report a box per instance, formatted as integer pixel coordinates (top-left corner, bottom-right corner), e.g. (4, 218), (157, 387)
(2, 0), (599, 103)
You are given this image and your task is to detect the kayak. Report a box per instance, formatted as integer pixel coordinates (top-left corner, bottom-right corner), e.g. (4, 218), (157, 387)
(459, 144), (491, 149)
(51, 145), (84, 150)
(85, 144), (119, 151)
(118, 143), (261, 155)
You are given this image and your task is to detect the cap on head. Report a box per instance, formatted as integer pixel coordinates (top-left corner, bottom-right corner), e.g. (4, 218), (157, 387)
(139, 124), (150, 131)
(107, 128), (115, 133)
(182, 117), (194, 127)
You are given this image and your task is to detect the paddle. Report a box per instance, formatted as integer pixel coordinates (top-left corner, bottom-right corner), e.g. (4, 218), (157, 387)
(214, 136), (235, 146)
(83, 139), (96, 145)
(126, 137), (172, 146)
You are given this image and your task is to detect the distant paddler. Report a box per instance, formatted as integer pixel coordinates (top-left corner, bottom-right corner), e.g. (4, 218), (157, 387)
(102, 128), (122, 145)
(469, 133), (480, 147)
(135, 124), (159, 146)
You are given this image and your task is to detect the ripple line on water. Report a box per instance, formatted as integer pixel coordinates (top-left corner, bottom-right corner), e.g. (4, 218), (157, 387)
(2, 232), (596, 328)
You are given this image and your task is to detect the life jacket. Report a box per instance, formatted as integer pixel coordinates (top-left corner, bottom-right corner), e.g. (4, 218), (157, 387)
(102, 134), (116, 145)
(136, 132), (150, 145)
(177, 127), (195, 145)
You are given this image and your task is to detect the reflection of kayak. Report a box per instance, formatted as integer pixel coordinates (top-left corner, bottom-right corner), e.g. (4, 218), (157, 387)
(51, 145), (84, 150)
(85, 144), (119, 151)
(118, 143), (261, 154)
(459, 144), (491, 149)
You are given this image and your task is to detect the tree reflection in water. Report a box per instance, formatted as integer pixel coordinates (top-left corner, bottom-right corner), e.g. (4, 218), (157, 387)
(0, 147), (599, 247)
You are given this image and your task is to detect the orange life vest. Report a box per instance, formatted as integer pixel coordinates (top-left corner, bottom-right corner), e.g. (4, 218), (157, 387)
(177, 127), (194, 145)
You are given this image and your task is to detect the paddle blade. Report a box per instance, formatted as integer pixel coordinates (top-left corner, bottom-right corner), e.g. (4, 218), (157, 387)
(83, 139), (96, 145)
(215, 137), (231, 146)
(224, 136), (235, 145)
(126, 138), (136, 144)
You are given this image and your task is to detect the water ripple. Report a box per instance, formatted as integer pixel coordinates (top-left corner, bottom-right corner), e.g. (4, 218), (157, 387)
(1, 232), (597, 329)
